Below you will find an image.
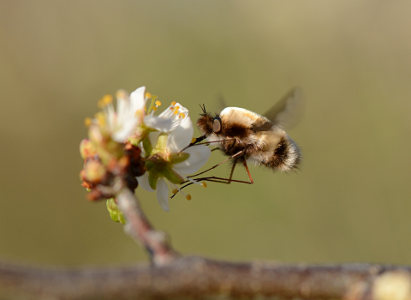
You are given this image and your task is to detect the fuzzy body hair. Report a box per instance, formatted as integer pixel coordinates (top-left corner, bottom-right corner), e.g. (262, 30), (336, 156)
(197, 107), (300, 171)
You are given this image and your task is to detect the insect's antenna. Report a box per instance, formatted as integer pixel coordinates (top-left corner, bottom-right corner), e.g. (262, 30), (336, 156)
(199, 104), (207, 114)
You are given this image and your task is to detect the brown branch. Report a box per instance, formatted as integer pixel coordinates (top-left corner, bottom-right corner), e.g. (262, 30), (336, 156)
(0, 257), (410, 300)
(73, 177), (411, 300)
(115, 187), (179, 266)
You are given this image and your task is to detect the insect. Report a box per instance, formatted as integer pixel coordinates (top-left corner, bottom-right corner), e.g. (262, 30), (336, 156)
(188, 88), (302, 185)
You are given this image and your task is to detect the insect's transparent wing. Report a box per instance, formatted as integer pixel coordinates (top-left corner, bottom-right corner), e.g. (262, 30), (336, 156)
(217, 93), (227, 113)
(263, 87), (304, 129)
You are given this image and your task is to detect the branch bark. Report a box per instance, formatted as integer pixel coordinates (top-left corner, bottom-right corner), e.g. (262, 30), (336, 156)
(116, 187), (179, 265)
(1, 257), (410, 300)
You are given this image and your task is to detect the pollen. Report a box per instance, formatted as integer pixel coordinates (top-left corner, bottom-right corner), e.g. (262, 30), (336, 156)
(116, 90), (127, 99)
(173, 106), (180, 115)
(201, 182), (207, 188)
(179, 112), (186, 119)
(171, 101), (177, 106)
(155, 100), (162, 107)
(84, 117), (92, 127)
(145, 92), (152, 99)
(95, 112), (106, 127)
(185, 194), (192, 201)
(98, 94), (113, 108)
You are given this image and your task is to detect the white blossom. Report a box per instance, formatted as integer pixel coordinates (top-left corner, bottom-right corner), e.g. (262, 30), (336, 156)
(101, 86), (147, 142)
(138, 102), (210, 211)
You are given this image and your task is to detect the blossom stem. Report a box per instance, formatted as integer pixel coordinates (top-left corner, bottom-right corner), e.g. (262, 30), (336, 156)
(116, 187), (179, 266)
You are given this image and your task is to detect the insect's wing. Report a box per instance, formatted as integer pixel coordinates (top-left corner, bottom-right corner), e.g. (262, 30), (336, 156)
(263, 87), (303, 129)
(216, 93), (227, 113)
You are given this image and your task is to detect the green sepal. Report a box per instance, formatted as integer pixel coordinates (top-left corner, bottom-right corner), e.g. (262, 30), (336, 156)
(106, 198), (125, 224)
(128, 136), (140, 147)
(163, 165), (184, 184)
(169, 152), (189, 164)
(148, 170), (160, 189)
(153, 133), (168, 154)
(142, 136), (153, 156)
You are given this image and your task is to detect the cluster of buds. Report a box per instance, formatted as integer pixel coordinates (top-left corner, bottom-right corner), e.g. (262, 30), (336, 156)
(80, 139), (145, 201)
(79, 86), (211, 214)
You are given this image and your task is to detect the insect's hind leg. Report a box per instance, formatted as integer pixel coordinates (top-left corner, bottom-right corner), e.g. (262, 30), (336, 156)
(242, 160), (254, 184)
(187, 150), (245, 179)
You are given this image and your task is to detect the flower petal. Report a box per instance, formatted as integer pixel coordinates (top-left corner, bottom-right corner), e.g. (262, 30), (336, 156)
(137, 173), (154, 192)
(116, 91), (130, 122)
(173, 145), (211, 175)
(112, 120), (138, 142)
(156, 179), (170, 211)
(144, 102), (189, 134)
(167, 114), (193, 152)
(144, 114), (174, 132)
(130, 86), (146, 113)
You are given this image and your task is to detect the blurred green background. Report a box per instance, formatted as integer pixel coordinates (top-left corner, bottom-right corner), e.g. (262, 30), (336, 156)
(0, 0), (410, 266)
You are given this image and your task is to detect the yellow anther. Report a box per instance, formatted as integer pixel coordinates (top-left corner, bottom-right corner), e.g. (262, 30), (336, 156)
(173, 106), (180, 115)
(201, 182), (207, 188)
(84, 117), (92, 127)
(185, 194), (192, 201)
(135, 108), (144, 117)
(179, 112), (185, 119)
(152, 106), (158, 111)
(155, 100), (162, 107)
(171, 101), (177, 106)
(116, 90), (127, 99)
(145, 92), (152, 99)
(95, 112), (106, 127)
(98, 94), (113, 108)
(172, 188), (178, 194)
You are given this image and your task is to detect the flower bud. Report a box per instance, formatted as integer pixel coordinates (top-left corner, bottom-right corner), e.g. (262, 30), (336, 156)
(79, 139), (96, 159)
(84, 160), (106, 183)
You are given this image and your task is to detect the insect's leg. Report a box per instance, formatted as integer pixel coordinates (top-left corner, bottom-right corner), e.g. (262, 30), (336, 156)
(242, 160), (254, 184)
(187, 150), (245, 178)
(228, 159), (237, 183)
(197, 176), (252, 185)
(171, 173), (252, 199)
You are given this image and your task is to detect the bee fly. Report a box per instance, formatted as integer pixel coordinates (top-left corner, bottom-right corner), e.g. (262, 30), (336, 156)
(185, 88), (302, 185)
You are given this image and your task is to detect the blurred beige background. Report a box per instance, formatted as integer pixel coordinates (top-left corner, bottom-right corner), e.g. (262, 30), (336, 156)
(0, 1), (410, 266)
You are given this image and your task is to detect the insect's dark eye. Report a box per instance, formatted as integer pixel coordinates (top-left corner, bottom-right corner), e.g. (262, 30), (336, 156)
(212, 118), (222, 133)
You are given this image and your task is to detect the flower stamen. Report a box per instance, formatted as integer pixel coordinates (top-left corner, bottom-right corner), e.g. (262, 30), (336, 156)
(116, 90), (127, 99)
(95, 112), (106, 127)
(84, 117), (92, 127)
(98, 94), (113, 108)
